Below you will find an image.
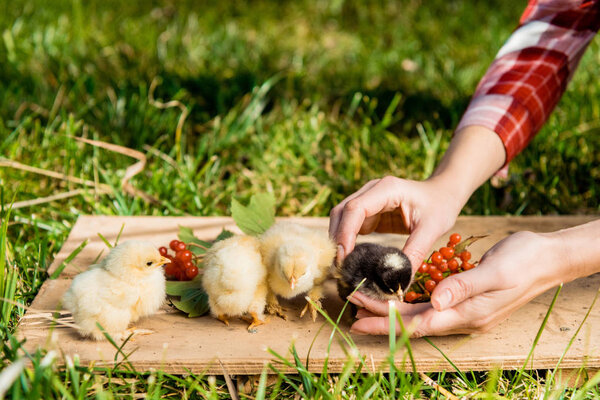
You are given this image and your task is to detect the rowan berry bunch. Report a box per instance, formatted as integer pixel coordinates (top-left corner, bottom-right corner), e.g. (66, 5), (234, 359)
(404, 233), (484, 303)
(159, 240), (200, 281)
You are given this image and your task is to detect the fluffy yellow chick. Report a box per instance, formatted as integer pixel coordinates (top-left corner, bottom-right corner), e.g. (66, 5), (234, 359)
(202, 235), (268, 331)
(63, 240), (168, 340)
(259, 222), (336, 321)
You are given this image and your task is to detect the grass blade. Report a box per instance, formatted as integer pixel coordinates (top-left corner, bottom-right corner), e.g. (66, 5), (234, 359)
(97, 233), (112, 249)
(255, 366), (268, 400)
(514, 284), (563, 385)
(423, 337), (469, 385)
(49, 239), (88, 279)
(547, 285), (600, 390)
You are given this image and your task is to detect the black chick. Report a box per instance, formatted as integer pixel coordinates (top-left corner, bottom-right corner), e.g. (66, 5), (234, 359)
(336, 243), (412, 305)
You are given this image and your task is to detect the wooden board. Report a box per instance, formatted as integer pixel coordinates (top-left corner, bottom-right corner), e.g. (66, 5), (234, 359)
(17, 215), (600, 374)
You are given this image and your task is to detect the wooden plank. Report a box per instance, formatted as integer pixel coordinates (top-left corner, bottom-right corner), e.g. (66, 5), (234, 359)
(18, 215), (600, 374)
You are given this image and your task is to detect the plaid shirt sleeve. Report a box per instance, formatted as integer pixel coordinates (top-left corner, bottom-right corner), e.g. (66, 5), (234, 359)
(456, 0), (600, 168)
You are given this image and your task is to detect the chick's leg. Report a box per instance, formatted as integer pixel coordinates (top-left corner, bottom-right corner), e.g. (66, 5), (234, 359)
(90, 307), (132, 341)
(217, 314), (230, 326)
(300, 285), (324, 322)
(266, 290), (287, 320)
(242, 312), (266, 331)
(244, 283), (267, 331)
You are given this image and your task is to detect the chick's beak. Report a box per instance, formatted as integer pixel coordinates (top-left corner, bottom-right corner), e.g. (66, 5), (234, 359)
(289, 277), (297, 290)
(396, 289), (404, 303)
(158, 256), (171, 266)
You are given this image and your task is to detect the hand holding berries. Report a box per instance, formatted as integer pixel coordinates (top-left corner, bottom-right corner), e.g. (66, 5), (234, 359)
(350, 229), (573, 336)
(403, 232), (484, 303)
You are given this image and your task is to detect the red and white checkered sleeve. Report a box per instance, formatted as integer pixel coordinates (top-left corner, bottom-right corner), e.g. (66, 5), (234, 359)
(456, 0), (600, 168)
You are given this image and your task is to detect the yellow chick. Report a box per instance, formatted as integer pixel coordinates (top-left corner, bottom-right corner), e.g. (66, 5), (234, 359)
(202, 235), (268, 331)
(63, 240), (169, 340)
(259, 222), (336, 321)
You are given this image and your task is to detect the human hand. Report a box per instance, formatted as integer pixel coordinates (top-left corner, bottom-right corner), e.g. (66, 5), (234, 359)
(328, 176), (462, 269)
(348, 231), (564, 337)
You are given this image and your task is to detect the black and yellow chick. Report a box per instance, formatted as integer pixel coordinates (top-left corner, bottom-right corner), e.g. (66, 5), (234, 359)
(336, 243), (412, 305)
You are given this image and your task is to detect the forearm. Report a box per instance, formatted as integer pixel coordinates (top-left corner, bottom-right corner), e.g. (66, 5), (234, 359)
(455, 2), (599, 167)
(427, 125), (505, 211)
(547, 219), (600, 284)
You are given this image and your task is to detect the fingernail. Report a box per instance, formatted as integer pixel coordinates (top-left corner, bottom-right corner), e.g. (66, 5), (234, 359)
(347, 295), (364, 308)
(336, 245), (345, 264)
(435, 289), (452, 310)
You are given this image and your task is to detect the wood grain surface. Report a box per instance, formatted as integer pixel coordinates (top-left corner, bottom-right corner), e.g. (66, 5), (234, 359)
(17, 215), (600, 374)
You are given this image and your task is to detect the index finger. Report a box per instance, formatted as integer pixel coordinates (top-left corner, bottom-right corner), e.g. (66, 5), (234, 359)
(328, 180), (379, 240)
(350, 307), (467, 337)
(349, 291), (431, 316)
(334, 178), (404, 256)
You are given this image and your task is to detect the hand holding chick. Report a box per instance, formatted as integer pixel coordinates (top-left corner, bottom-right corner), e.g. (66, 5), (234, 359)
(63, 241), (168, 340)
(260, 222), (336, 321)
(336, 243), (412, 306)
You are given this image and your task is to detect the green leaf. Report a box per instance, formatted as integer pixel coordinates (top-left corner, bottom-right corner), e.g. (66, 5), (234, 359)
(165, 277), (202, 296)
(178, 225), (211, 256)
(454, 234), (488, 254)
(231, 192), (275, 236)
(171, 287), (210, 318)
(215, 229), (234, 242)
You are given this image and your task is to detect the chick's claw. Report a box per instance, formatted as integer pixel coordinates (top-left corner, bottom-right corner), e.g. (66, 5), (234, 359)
(217, 314), (230, 326)
(242, 312), (266, 332)
(300, 299), (322, 322)
(266, 303), (288, 320)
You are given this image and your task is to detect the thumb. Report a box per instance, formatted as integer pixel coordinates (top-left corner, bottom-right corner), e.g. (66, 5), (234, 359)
(430, 265), (497, 311)
(401, 224), (437, 272)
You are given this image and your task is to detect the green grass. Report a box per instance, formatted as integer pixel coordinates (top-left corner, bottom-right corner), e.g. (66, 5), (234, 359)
(2, 0), (600, 397)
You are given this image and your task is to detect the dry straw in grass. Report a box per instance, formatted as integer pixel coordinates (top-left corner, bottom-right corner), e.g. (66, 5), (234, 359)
(148, 77), (190, 162)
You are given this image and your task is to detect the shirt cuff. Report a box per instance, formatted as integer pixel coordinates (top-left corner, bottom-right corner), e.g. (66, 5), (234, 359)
(456, 93), (535, 174)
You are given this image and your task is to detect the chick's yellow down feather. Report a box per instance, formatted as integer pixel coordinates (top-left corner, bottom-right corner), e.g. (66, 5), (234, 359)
(259, 222), (336, 321)
(62, 241), (168, 340)
(202, 235), (268, 330)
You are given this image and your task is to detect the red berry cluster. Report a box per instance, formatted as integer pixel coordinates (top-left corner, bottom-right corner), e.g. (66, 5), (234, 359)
(159, 240), (199, 281)
(404, 232), (477, 303)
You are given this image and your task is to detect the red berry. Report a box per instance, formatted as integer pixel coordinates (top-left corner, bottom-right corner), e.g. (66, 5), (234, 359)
(418, 262), (430, 273)
(447, 258), (459, 272)
(176, 270), (188, 281)
(159, 246), (168, 256)
(438, 261), (448, 272)
(462, 262), (474, 271)
(449, 233), (461, 245)
(169, 240), (180, 251)
(440, 247), (454, 259)
(431, 251), (443, 266)
(430, 271), (444, 283)
(183, 261), (194, 270)
(186, 266), (199, 279)
(405, 291), (419, 303)
(425, 279), (437, 292)
(173, 259), (185, 271)
(175, 242), (187, 252)
(176, 250), (193, 263)
(428, 266), (440, 275)
(459, 251), (472, 262)
(165, 263), (177, 276)
(447, 241), (455, 248)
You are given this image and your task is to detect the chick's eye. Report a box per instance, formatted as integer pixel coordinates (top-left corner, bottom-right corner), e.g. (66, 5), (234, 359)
(146, 261), (153, 266)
